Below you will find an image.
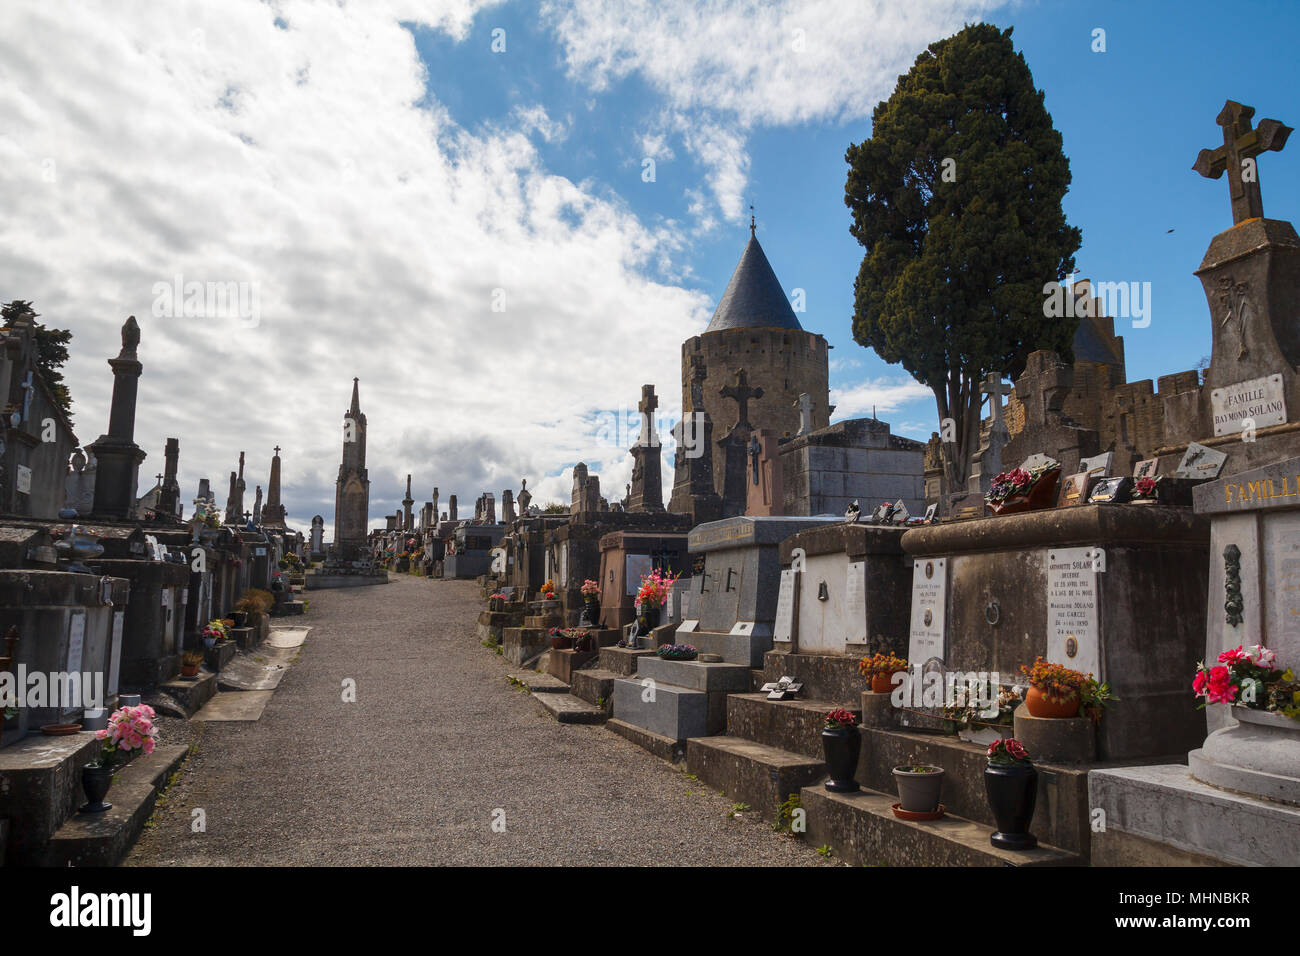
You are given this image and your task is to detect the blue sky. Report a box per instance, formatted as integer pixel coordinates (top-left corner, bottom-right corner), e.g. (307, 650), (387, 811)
(4, 0), (1298, 531)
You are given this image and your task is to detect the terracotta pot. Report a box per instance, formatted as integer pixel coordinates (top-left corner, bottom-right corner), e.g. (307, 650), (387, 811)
(1025, 685), (1080, 719)
(871, 672), (896, 694)
(550, 636), (572, 651)
(181, 661), (200, 678)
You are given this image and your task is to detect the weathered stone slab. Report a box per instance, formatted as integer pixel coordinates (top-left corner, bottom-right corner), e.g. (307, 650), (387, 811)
(686, 735), (825, 820)
(0, 732), (101, 864)
(193, 690), (274, 721)
(634, 656), (751, 692)
(1193, 453), (1300, 514)
(534, 692), (605, 724)
(725, 693), (859, 759)
(216, 654), (288, 692)
(611, 676), (709, 739)
(605, 718), (684, 762)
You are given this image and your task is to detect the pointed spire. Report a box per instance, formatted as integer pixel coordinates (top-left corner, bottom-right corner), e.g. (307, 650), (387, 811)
(704, 227), (803, 334)
(350, 377), (361, 415)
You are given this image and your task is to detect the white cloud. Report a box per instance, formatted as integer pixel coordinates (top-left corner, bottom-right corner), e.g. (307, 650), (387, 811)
(830, 377), (934, 421)
(0, 0), (704, 539)
(542, 0), (1002, 224)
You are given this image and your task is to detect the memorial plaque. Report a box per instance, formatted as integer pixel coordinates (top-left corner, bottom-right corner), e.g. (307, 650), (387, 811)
(1047, 548), (1101, 678)
(1020, 453), (1060, 472)
(908, 558), (946, 665)
(625, 554), (652, 596)
(1088, 476), (1133, 503)
(15, 465), (31, 494)
(1058, 471), (1099, 507)
(891, 499), (910, 525)
(923, 503), (938, 523)
(773, 568), (795, 644)
(845, 561), (867, 644)
(65, 611), (86, 675)
(1132, 458), (1159, 480)
(1079, 452), (1113, 476)
(1210, 373), (1287, 437)
(1176, 442), (1228, 480)
(107, 610), (124, 697)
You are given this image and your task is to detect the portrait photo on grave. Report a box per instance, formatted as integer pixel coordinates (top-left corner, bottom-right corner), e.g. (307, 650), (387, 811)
(0, 0), (1292, 932)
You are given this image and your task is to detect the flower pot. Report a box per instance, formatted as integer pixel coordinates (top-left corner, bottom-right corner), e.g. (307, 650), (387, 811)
(636, 606), (661, 637)
(984, 760), (1039, 850)
(579, 598), (600, 627)
(893, 765), (944, 813)
(986, 468), (1063, 515)
(1025, 685), (1080, 719)
(871, 672), (896, 694)
(550, 635), (572, 651)
(80, 764), (115, 813)
(230, 611), (248, 627)
(203, 637), (216, 650)
(181, 661), (200, 678)
(822, 726), (861, 793)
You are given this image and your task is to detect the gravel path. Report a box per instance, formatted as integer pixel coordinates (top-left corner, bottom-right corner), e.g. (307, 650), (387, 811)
(126, 574), (832, 866)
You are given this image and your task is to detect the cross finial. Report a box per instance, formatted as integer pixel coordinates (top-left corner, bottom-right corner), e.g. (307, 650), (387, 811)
(274, 445), (281, 457)
(749, 202), (755, 236)
(1194, 99), (1292, 225)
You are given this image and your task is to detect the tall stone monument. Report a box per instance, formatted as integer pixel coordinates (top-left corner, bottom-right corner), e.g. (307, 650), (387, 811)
(717, 368), (763, 518)
(402, 474), (414, 531)
(260, 445), (287, 529)
(333, 379), (370, 556)
(627, 384), (665, 512)
(157, 437), (181, 518)
(87, 317), (146, 519)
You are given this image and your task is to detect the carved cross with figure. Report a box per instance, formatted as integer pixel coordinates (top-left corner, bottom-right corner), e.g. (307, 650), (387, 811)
(720, 369), (764, 429)
(1193, 100), (1292, 225)
(980, 373), (1012, 430)
(636, 384), (659, 446)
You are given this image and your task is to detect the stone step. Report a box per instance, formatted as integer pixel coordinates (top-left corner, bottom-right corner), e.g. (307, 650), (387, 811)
(42, 744), (190, 866)
(726, 694), (861, 759)
(612, 676), (722, 740)
(0, 731), (103, 864)
(548, 648), (598, 685)
(508, 671), (570, 694)
(800, 785), (1081, 868)
(158, 671), (218, 717)
(534, 693), (606, 725)
(686, 735), (826, 820)
(634, 656), (752, 692)
(270, 600), (305, 617)
(501, 627), (550, 666)
(570, 668), (617, 708)
(598, 646), (655, 676)
(679, 629), (770, 667)
(606, 718), (685, 763)
(203, 639), (238, 673)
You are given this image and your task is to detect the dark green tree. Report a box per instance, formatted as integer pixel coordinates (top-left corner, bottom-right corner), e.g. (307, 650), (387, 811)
(1, 300), (74, 420)
(845, 23), (1081, 494)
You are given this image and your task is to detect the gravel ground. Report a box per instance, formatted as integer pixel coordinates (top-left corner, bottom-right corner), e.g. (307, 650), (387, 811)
(125, 574), (834, 866)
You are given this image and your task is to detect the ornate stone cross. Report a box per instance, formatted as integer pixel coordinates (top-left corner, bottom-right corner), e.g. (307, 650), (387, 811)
(1194, 100), (1292, 224)
(636, 384), (659, 446)
(980, 372), (1012, 429)
(720, 369), (764, 429)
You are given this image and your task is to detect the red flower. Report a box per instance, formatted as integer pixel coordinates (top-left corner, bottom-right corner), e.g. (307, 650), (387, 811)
(1218, 646), (1248, 666)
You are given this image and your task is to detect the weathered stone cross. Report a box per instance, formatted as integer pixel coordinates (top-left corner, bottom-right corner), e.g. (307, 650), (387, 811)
(794, 393), (814, 436)
(637, 384), (659, 446)
(980, 372), (1012, 430)
(274, 445), (281, 456)
(720, 369), (764, 429)
(1193, 99), (1292, 225)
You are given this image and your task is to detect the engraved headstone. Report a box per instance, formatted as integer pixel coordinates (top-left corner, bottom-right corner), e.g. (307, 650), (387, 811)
(1175, 442), (1229, 480)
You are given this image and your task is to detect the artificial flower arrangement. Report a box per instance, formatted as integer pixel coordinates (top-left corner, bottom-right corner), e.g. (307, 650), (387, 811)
(636, 569), (680, 608)
(580, 579), (601, 598)
(1131, 475), (1161, 501)
(987, 738), (1032, 764)
(858, 651), (909, 679)
(824, 708), (859, 729)
(656, 643), (698, 661)
(94, 703), (159, 767)
(1193, 644), (1300, 720)
(986, 460), (1057, 503)
(489, 592), (507, 601)
(944, 686), (1022, 729)
(202, 619), (229, 642)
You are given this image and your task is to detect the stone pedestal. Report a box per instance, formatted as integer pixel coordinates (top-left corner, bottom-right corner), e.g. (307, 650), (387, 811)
(1189, 706), (1300, 804)
(1012, 706), (1096, 764)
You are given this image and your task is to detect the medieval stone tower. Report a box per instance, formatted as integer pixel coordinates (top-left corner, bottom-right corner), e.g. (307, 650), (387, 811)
(333, 378), (370, 554)
(681, 222), (831, 497)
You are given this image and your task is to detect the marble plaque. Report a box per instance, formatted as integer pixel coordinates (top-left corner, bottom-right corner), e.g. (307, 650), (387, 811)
(845, 561), (867, 644)
(65, 611), (86, 675)
(625, 554), (652, 596)
(1047, 548), (1101, 678)
(1020, 453), (1060, 472)
(1132, 458), (1159, 480)
(1210, 373), (1287, 437)
(908, 558), (946, 665)
(15, 465), (31, 494)
(1078, 452), (1113, 476)
(107, 611), (124, 697)
(773, 568), (795, 644)
(1058, 471), (1097, 507)
(1176, 442), (1228, 480)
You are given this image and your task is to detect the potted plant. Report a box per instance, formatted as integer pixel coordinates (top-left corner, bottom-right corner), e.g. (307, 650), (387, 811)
(579, 579), (601, 626)
(1193, 643), (1289, 715)
(635, 568), (679, 636)
(944, 685), (1022, 746)
(822, 709), (861, 793)
(570, 629), (594, 653)
(1019, 657), (1087, 718)
(985, 738), (1038, 850)
(985, 461), (1061, 515)
(549, 626), (572, 651)
(892, 760), (944, 816)
(202, 619), (228, 650)
(858, 651), (908, 694)
(655, 643), (698, 661)
(83, 703), (158, 813)
(180, 648), (204, 678)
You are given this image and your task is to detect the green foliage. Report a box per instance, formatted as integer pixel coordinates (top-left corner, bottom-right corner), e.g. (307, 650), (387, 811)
(844, 23), (1081, 487)
(774, 792), (803, 835)
(542, 502), (567, 514)
(816, 844), (834, 858)
(1, 300), (74, 420)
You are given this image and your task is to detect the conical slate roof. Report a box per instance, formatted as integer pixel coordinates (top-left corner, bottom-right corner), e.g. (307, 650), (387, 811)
(704, 230), (803, 333)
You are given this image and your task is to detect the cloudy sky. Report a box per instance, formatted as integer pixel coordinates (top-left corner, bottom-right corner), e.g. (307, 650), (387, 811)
(1, 0), (1297, 538)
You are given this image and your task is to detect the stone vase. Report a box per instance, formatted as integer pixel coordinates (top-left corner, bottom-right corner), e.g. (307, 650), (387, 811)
(80, 764), (115, 814)
(822, 726), (861, 793)
(985, 760), (1039, 850)
(636, 606), (661, 637)
(579, 598), (600, 627)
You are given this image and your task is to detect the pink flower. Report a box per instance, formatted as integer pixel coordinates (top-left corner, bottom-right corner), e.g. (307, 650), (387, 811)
(1218, 646), (1248, 666)
(1192, 670), (1209, 697)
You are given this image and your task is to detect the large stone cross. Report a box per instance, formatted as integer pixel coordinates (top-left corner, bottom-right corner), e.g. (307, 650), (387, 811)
(720, 369), (764, 429)
(980, 372), (1012, 430)
(1194, 100), (1292, 225)
(794, 393), (814, 436)
(274, 445), (281, 457)
(636, 384), (659, 446)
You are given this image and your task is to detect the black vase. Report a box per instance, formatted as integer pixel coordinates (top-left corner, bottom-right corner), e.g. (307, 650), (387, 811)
(579, 598), (600, 627)
(984, 760), (1038, 849)
(80, 764), (115, 814)
(822, 726), (861, 793)
(636, 606), (660, 637)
